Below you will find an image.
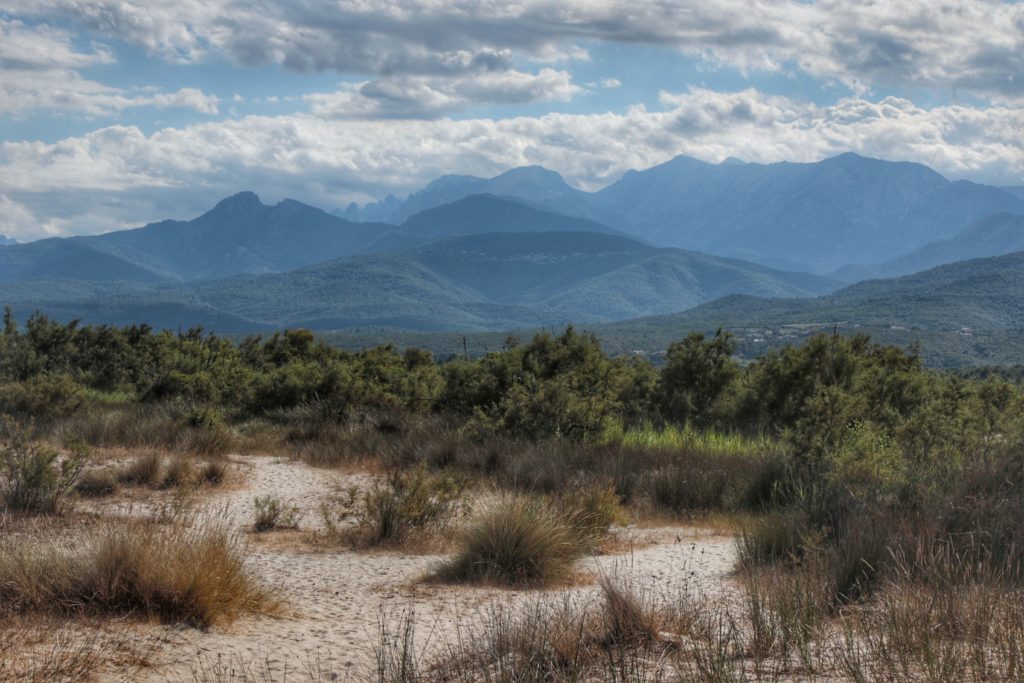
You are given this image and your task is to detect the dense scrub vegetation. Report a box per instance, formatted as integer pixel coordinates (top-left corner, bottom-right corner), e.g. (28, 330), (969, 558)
(4, 308), (1024, 678)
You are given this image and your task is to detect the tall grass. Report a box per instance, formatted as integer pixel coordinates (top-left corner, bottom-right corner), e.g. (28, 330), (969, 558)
(0, 516), (268, 626)
(47, 403), (236, 457)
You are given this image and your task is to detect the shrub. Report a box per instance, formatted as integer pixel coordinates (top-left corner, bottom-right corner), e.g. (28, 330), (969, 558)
(252, 496), (301, 532)
(327, 469), (465, 546)
(0, 435), (86, 513)
(437, 495), (584, 586)
(0, 517), (267, 626)
(0, 375), (84, 419)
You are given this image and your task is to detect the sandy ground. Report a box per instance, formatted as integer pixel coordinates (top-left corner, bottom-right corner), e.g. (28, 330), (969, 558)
(85, 454), (738, 682)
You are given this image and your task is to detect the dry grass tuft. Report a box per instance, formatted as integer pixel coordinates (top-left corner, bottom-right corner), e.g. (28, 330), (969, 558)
(0, 516), (269, 627)
(435, 495), (585, 587)
(117, 450), (163, 487)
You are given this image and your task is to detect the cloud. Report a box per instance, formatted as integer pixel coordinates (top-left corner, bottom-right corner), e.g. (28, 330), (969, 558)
(306, 68), (580, 118)
(0, 87), (1020, 239)
(4, 1), (1021, 102)
(0, 194), (45, 241)
(0, 19), (220, 116)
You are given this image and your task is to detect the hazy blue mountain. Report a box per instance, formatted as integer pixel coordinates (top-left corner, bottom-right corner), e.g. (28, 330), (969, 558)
(0, 238), (167, 285)
(0, 230), (837, 332)
(386, 193), (625, 244)
(0, 193), (400, 284)
(0, 192), (635, 286)
(0, 235), (16, 246)
(340, 166), (599, 224)
(1001, 187), (1024, 202)
(834, 213), (1024, 282)
(342, 154), (1024, 273)
(591, 153), (1024, 272)
(82, 192), (401, 280)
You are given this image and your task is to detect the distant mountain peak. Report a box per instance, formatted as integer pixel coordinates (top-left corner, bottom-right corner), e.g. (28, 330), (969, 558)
(664, 154), (712, 168)
(210, 191), (265, 214)
(495, 165), (567, 182)
(0, 234), (16, 246)
(719, 156), (746, 166)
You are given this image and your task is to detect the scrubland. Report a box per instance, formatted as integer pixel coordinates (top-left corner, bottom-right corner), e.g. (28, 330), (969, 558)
(2, 313), (1024, 680)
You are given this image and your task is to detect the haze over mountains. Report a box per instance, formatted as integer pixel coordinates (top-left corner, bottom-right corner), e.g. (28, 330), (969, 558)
(835, 214), (1024, 282)
(0, 227), (836, 332)
(2, 152), (1023, 365)
(342, 153), (1024, 273)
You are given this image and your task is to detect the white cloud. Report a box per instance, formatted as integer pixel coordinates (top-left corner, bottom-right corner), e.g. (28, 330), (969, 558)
(4, 1), (1021, 101)
(0, 18), (220, 116)
(0, 194), (44, 241)
(307, 68), (580, 118)
(0, 87), (1020, 239)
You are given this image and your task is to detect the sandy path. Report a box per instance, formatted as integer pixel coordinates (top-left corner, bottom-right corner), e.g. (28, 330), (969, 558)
(92, 455), (738, 682)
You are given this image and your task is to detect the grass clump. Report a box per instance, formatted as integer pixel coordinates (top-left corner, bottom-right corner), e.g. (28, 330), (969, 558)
(0, 517), (267, 627)
(200, 459), (228, 485)
(437, 495), (585, 586)
(558, 482), (626, 549)
(117, 451), (163, 487)
(252, 495), (301, 532)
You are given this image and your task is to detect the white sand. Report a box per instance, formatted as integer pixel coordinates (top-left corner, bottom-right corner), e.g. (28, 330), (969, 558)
(88, 454), (738, 682)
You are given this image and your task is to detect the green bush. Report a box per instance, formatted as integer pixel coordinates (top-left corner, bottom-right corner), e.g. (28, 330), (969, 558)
(0, 376), (84, 419)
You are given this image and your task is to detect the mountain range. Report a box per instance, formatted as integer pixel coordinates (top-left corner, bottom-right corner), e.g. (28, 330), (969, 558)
(2, 152), (1024, 365)
(0, 192), (629, 285)
(342, 154), (1024, 273)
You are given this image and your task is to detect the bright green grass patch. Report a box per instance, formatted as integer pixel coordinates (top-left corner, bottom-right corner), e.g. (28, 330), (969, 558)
(603, 422), (773, 458)
(79, 387), (137, 405)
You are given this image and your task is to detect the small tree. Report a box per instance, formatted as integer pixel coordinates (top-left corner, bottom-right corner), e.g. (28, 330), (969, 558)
(656, 329), (738, 428)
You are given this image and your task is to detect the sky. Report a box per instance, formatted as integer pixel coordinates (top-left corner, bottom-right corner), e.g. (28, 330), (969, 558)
(0, 1), (1022, 242)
